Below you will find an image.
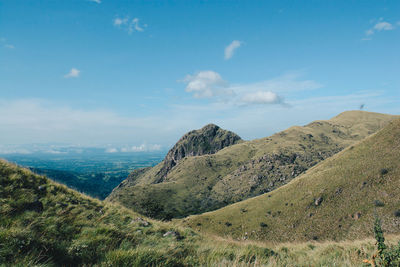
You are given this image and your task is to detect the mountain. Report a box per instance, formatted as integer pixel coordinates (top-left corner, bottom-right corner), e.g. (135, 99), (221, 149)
(182, 118), (400, 243)
(107, 111), (398, 220)
(151, 123), (242, 184)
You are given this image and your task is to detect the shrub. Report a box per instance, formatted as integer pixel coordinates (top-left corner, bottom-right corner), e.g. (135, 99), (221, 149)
(380, 168), (389, 175)
(308, 244), (316, 250)
(225, 222), (232, 227)
(373, 216), (400, 266)
(260, 222), (268, 228)
(374, 200), (385, 207)
(394, 210), (400, 217)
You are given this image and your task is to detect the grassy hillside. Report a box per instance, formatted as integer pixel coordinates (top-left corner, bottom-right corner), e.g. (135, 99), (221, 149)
(1, 150), (400, 266)
(0, 159), (283, 266)
(182, 118), (400, 243)
(108, 111), (397, 220)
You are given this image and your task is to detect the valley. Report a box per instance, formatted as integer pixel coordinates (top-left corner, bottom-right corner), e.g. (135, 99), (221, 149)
(2, 151), (164, 199)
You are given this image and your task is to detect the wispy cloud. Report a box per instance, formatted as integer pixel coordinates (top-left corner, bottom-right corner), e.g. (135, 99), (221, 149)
(224, 40), (242, 60)
(1, 38), (15, 49)
(230, 71), (322, 94)
(88, 0), (101, 3)
(131, 18), (144, 32)
(121, 143), (161, 152)
(113, 17), (128, 26)
(64, 68), (80, 78)
(364, 19), (396, 39)
(366, 21), (394, 35)
(113, 16), (146, 34)
(105, 143), (161, 153)
(240, 91), (284, 105)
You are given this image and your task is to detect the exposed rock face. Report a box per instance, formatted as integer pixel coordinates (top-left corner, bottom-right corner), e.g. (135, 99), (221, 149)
(155, 124), (242, 182)
(210, 148), (343, 204)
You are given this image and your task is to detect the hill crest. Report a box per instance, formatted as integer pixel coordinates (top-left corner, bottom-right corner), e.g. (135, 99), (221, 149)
(182, 118), (400, 242)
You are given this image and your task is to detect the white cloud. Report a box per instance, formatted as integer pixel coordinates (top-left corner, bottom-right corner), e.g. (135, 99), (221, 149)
(4, 44), (15, 49)
(64, 68), (80, 78)
(365, 29), (374, 36)
(113, 17), (128, 26)
(374, 21), (394, 31)
(182, 70), (321, 106)
(89, 0), (101, 3)
(105, 144), (161, 153)
(131, 18), (144, 32)
(224, 40), (241, 60)
(240, 91), (284, 105)
(120, 143), (161, 152)
(365, 20), (395, 37)
(105, 147), (118, 153)
(113, 16), (146, 34)
(183, 71), (232, 98)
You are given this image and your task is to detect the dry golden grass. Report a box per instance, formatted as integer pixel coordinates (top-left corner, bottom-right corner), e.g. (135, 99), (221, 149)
(183, 118), (400, 243)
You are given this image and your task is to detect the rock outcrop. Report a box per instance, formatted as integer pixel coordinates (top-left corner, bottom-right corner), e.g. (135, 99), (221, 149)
(155, 124), (242, 182)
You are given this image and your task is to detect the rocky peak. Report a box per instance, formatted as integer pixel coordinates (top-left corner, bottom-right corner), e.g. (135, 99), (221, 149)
(155, 124), (242, 182)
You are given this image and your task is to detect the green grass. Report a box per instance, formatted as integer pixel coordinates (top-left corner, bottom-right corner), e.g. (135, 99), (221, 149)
(1, 157), (400, 266)
(182, 118), (400, 243)
(108, 111), (398, 219)
(0, 159), (277, 266)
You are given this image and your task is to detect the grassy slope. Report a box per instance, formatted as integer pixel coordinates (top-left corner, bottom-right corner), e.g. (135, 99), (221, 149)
(1, 155), (400, 266)
(108, 111), (397, 219)
(182, 118), (400, 243)
(0, 159), (283, 266)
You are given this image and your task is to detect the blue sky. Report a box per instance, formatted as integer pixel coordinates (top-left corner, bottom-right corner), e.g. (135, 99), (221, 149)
(0, 0), (399, 152)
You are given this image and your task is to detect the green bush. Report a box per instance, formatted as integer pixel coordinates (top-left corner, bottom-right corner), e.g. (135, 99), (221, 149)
(374, 216), (400, 266)
(380, 168), (389, 175)
(374, 200), (385, 207)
